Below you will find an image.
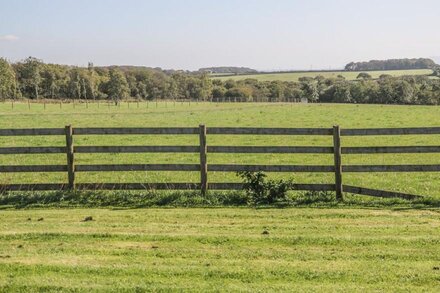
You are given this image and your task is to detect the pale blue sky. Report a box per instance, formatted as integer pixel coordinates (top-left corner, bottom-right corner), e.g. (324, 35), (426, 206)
(0, 0), (439, 70)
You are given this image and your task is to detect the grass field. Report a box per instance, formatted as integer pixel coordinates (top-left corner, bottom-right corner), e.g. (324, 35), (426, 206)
(212, 69), (434, 82)
(0, 101), (439, 198)
(1, 101), (439, 292)
(0, 208), (439, 292)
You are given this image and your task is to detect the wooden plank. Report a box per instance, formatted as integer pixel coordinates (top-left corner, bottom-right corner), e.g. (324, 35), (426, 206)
(343, 164), (440, 172)
(0, 165), (67, 172)
(342, 146), (440, 154)
(343, 185), (422, 200)
(207, 127), (333, 135)
(75, 164), (200, 172)
(76, 183), (200, 190)
(333, 125), (343, 200)
(0, 147), (66, 154)
(199, 125), (208, 195)
(293, 184), (336, 191)
(74, 127), (199, 135)
(341, 127), (440, 136)
(0, 184), (67, 191)
(208, 183), (335, 191)
(65, 125), (75, 189)
(207, 146), (334, 153)
(0, 128), (65, 136)
(74, 145), (200, 153)
(208, 164), (334, 172)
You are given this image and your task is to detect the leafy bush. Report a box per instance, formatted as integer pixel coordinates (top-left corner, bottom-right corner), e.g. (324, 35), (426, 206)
(237, 171), (294, 205)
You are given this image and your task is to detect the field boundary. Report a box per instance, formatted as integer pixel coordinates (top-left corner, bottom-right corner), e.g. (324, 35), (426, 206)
(0, 125), (439, 200)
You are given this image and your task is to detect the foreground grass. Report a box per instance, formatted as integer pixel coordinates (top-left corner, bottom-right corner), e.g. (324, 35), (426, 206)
(0, 102), (439, 197)
(0, 208), (439, 292)
(212, 69), (434, 82)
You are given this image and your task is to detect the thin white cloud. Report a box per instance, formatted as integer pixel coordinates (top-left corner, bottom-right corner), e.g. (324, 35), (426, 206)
(0, 35), (19, 41)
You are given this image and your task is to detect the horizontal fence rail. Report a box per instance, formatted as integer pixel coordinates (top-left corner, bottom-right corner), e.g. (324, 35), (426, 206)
(0, 125), (438, 200)
(342, 146), (440, 154)
(75, 164), (201, 172)
(74, 127), (199, 135)
(207, 127), (333, 135)
(0, 128), (65, 136)
(0, 147), (66, 154)
(74, 146), (200, 153)
(341, 127), (440, 136)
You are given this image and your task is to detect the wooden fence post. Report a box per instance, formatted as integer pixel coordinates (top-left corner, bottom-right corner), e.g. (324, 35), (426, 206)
(65, 125), (75, 190)
(199, 124), (208, 195)
(333, 125), (343, 200)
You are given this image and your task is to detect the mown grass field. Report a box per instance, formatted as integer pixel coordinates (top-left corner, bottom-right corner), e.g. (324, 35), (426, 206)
(0, 208), (439, 292)
(0, 101), (439, 197)
(0, 101), (439, 292)
(212, 69), (433, 82)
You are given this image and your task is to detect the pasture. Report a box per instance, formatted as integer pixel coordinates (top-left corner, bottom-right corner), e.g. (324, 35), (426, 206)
(212, 69), (434, 82)
(0, 101), (439, 198)
(0, 101), (439, 292)
(0, 208), (439, 291)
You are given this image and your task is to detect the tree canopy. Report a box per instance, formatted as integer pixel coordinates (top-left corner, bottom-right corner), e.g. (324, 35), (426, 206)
(345, 58), (437, 71)
(0, 56), (439, 105)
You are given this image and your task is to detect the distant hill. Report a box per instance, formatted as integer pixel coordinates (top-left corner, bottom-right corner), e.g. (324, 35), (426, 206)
(345, 58), (437, 71)
(95, 65), (192, 75)
(198, 67), (258, 74)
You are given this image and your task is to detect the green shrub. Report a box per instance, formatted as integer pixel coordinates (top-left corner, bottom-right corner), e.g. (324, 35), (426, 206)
(237, 171), (294, 205)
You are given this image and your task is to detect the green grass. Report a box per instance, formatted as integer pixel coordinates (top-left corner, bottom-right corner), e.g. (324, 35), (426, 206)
(1, 102), (439, 291)
(0, 101), (439, 198)
(212, 69), (433, 82)
(0, 208), (439, 292)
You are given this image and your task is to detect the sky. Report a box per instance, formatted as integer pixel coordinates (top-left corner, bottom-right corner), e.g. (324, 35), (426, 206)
(0, 0), (439, 70)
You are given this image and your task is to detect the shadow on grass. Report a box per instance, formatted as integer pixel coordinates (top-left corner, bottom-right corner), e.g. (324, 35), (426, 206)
(0, 190), (439, 209)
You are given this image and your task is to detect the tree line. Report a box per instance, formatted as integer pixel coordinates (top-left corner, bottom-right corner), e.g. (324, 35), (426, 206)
(0, 57), (440, 105)
(345, 58), (437, 71)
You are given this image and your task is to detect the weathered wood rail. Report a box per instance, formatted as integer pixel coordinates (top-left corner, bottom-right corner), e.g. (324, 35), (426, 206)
(0, 125), (439, 200)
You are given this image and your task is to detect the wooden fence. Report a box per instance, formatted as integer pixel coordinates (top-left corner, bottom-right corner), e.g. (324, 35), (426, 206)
(1, 125), (440, 200)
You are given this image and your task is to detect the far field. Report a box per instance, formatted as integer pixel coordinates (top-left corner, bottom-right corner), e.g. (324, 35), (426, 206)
(0, 101), (439, 197)
(0, 208), (439, 291)
(212, 69), (434, 82)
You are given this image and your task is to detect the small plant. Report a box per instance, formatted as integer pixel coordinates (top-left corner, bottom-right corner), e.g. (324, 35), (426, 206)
(237, 171), (294, 205)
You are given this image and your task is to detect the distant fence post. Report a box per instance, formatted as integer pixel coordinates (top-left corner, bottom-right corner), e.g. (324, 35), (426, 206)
(333, 125), (343, 200)
(199, 124), (208, 195)
(65, 125), (75, 190)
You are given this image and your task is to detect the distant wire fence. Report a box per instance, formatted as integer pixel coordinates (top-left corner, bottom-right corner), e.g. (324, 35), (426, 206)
(0, 125), (440, 200)
(2, 97), (307, 110)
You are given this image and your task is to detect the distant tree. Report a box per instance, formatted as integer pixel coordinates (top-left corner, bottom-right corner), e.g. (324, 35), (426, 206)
(0, 58), (16, 99)
(336, 75), (346, 80)
(379, 74), (392, 80)
(41, 69), (57, 98)
(86, 63), (99, 100)
(345, 58), (437, 71)
(212, 86), (226, 99)
(68, 68), (82, 100)
(198, 73), (212, 101)
(225, 86), (253, 100)
(357, 72), (372, 80)
(106, 69), (129, 104)
(268, 81), (285, 101)
(224, 79), (236, 89)
(333, 81), (352, 103)
(300, 80), (319, 102)
(15, 57), (42, 99)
